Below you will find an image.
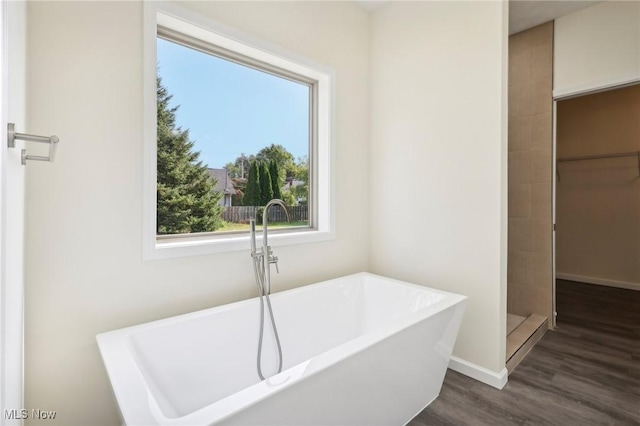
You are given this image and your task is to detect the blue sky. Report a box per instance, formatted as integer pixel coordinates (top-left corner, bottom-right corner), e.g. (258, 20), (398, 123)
(157, 37), (310, 169)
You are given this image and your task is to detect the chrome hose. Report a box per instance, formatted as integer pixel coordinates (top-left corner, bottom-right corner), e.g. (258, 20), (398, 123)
(252, 254), (283, 380)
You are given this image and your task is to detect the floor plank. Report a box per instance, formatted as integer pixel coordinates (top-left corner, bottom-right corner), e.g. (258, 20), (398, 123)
(409, 280), (640, 425)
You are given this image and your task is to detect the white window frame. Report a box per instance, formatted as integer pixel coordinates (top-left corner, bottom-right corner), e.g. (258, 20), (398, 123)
(143, 2), (334, 260)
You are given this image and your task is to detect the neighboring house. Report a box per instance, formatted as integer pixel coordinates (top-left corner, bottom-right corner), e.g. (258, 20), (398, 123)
(207, 168), (236, 207)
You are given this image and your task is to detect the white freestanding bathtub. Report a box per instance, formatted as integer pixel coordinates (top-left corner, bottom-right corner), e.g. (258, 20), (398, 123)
(97, 272), (466, 426)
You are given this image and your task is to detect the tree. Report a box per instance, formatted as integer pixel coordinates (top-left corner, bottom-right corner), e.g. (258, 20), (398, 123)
(280, 190), (297, 206)
(256, 144), (294, 182)
(230, 177), (246, 206)
(233, 145), (301, 206)
(259, 161), (273, 205)
(156, 76), (224, 234)
(289, 155), (309, 205)
(243, 160), (260, 206)
(269, 160), (282, 200)
(224, 153), (254, 179)
(224, 161), (241, 179)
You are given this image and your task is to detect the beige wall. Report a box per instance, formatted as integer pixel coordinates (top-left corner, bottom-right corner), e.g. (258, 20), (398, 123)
(369, 1), (508, 376)
(556, 84), (640, 288)
(24, 2), (370, 425)
(507, 23), (554, 322)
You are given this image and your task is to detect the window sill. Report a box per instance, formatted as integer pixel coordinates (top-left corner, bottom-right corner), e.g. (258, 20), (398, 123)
(144, 229), (334, 260)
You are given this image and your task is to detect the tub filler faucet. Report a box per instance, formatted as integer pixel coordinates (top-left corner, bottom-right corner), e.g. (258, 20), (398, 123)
(250, 198), (290, 295)
(249, 199), (289, 380)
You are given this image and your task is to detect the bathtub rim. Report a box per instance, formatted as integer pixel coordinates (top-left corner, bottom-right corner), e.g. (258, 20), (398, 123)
(96, 272), (467, 425)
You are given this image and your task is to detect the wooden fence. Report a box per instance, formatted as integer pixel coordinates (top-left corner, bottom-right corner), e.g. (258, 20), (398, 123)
(222, 205), (308, 223)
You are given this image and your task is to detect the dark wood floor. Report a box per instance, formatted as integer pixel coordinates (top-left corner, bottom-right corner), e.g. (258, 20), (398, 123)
(409, 280), (640, 426)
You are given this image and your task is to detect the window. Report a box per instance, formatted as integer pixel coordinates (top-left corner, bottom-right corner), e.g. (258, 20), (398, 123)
(143, 3), (333, 259)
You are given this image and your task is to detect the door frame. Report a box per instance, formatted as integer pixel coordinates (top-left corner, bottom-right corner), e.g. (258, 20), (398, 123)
(552, 78), (640, 328)
(1, 0), (27, 422)
(551, 101), (557, 328)
(0, 0), (7, 416)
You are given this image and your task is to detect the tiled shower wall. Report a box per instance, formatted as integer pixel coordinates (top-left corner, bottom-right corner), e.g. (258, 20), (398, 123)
(507, 22), (553, 323)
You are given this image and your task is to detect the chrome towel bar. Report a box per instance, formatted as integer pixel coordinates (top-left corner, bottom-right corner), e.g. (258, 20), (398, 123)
(7, 123), (59, 165)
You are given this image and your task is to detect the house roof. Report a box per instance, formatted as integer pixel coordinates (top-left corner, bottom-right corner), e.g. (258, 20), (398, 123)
(207, 168), (236, 195)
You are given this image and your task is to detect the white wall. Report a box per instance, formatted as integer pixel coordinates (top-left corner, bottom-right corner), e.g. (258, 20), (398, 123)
(554, 1), (640, 97)
(24, 2), (370, 425)
(369, 1), (508, 377)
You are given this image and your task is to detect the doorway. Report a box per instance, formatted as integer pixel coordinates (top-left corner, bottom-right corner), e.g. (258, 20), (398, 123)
(554, 83), (640, 310)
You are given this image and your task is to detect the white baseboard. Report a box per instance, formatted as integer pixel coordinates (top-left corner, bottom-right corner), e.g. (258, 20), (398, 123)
(448, 356), (508, 390)
(556, 272), (640, 292)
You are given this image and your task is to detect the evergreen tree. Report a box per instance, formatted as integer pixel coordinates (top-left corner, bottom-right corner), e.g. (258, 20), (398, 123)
(256, 144), (294, 182)
(156, 76), (223, 234)
(269, 160), (282, 200)
(243, 160), (261, 206)
(259, 161), (273, 205)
